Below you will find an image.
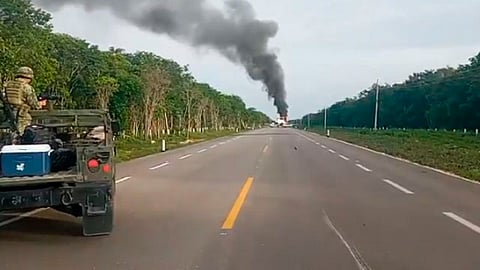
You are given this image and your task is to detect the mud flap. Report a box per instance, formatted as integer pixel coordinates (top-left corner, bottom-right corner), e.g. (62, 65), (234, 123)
(82, 190), (114, 237)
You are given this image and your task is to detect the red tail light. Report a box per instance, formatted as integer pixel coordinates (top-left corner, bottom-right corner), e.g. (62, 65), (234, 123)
(87, 159), (100, 172)
(87, 158), (111, 174)
(102, 164), (111, 173)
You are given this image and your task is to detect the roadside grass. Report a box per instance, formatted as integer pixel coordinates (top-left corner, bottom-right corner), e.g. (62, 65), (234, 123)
(310, 128), (480, 182)
(116, 129), (240, 162)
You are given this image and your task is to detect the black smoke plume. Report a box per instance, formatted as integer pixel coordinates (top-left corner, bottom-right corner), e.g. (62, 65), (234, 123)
(34, 0), (288, 116)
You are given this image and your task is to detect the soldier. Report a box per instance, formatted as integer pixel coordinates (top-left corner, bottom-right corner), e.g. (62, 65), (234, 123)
(3, 66), (46, 136)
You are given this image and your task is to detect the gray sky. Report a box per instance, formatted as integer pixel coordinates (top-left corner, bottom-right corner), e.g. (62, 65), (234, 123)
(37, 0), (480, 119)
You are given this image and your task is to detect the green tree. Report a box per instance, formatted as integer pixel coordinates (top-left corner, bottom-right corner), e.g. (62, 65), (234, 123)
(1, 0), (271, 140)
(302, 52), (480, 131)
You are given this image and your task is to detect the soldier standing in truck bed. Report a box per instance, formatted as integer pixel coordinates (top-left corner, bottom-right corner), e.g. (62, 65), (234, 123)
(3, 67), (46, 135)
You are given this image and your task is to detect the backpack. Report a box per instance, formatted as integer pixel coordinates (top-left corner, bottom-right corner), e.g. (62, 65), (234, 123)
(4, 80), (24, 107)
(22, 124), (60, 149)
(50, 148), (76, 172)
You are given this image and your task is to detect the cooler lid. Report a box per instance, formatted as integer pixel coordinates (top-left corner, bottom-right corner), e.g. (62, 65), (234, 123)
(1, 144), (52, 154)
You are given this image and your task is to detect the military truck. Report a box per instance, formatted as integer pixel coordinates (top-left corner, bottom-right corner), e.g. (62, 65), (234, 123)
(0, 108), (120, 236)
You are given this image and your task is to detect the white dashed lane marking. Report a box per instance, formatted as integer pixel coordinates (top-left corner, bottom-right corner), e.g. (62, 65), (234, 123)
(179, 154), (192, 160)
(443, 212), (480, 235)
(355, 164), (372, 172)
(116, 176), (132, 184)
(149, 162), (170, 170)
(382, 179), (414, 195)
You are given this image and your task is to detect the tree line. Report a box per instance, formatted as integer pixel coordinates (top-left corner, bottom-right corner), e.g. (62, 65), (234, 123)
(0, 0), (271, 139)
(301, 52), (480, 130)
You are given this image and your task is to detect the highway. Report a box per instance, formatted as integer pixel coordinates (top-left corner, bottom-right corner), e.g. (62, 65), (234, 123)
(1, 128), (480, 269)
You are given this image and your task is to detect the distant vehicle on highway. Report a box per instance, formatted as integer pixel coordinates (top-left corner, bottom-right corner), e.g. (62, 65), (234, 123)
(269, 116), (294, 128)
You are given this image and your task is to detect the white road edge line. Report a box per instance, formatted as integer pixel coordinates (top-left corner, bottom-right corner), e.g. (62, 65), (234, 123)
(116, 176), (132, 184)
(356, 164), (372, 172)
(179, 154), (192, 160)
(149, 162), (170, 170)
(328, 149), (336, 153)
(197, 149), (207, 153)
(322, 134), (480, 185)
(323, 210), (371, 270)
(0, 208), (47, 228)
(339, 154), (350, 161)
(443, 212), (480, 235)
(296, 133), (317, 144)
(382, 179), (414, 195)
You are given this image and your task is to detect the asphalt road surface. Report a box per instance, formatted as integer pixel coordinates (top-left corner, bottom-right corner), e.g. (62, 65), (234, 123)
(1, 128), (480, 270)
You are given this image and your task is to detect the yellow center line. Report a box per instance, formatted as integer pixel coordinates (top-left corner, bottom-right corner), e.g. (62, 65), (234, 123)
(221, 177), (254, 230)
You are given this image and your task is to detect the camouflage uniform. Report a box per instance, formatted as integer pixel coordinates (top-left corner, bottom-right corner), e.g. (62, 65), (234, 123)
(3, 67), (41, 135)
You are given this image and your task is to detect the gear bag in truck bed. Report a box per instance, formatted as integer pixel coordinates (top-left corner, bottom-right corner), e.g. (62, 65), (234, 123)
(50, 148), (76, 172)
(22, 125), (60, 149)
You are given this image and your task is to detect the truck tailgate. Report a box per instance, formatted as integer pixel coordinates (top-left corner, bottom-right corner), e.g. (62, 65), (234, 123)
(0, 171), (80, 187)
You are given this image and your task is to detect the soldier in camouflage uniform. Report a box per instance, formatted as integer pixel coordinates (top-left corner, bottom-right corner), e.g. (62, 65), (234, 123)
(3, 67), (46, 135)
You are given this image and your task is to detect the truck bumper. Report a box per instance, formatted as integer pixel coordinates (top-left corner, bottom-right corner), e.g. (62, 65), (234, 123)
(0, 183), (113, 214)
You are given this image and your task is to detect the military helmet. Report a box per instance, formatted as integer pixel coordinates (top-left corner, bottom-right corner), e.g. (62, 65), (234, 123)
(16, 66), (34, 79)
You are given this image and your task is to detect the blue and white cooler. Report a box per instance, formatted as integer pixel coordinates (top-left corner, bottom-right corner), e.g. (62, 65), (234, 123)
(1, 144), (52, 177)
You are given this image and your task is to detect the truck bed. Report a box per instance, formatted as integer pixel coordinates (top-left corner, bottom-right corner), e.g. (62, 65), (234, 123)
(0, 169), (80, 187)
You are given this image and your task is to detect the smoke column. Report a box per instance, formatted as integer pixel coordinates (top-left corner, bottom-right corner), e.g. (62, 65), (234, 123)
(34, 0), (288, 116)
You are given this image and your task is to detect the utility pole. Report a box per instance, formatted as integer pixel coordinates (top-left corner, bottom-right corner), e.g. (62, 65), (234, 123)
(186, 88), (191, 140)
(374, 79), (380, 130)
(307, 113), (311, 129)
(324, 107), (327, 131)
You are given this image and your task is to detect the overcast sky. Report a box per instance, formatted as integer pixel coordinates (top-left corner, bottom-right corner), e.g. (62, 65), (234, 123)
(34, 0), (480, 119)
